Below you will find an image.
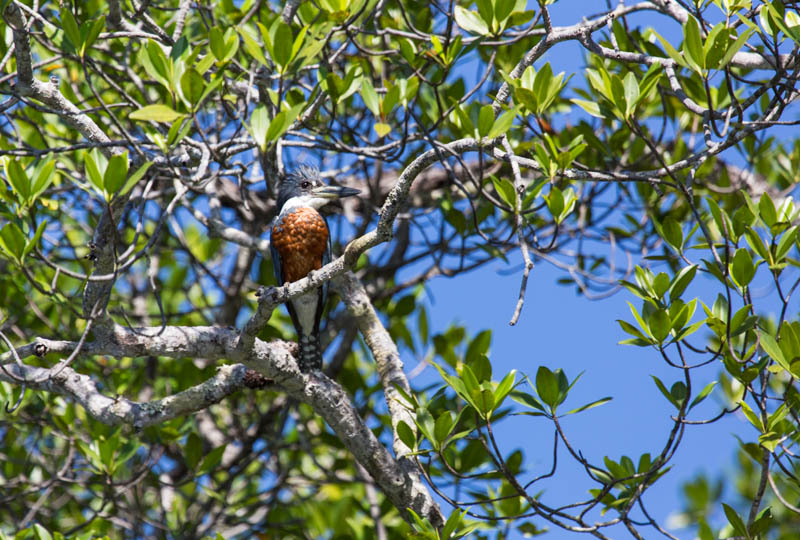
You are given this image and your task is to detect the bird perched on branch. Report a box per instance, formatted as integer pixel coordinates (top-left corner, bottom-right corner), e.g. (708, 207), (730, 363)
(270, 167), (360, 372)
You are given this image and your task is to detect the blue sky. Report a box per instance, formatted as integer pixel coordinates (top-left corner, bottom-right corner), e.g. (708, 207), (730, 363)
(414, 253), (756, 538)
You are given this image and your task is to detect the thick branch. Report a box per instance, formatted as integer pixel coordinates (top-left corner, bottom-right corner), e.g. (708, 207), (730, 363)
(0, 360), (250, 428)
(334, 271), (416, 458)
(1, 324), (444, 527)
(5, 4), (115, 152)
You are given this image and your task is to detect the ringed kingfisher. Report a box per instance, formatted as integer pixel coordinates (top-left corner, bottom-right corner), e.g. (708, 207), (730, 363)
(270, 166), (360, 372)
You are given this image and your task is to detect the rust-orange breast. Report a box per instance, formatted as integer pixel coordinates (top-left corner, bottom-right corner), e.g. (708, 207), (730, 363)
(271, 207), (329, 283)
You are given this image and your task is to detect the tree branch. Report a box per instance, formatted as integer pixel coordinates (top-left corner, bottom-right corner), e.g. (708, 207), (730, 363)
(333, 271), (417, 459)
(0, 360), (251, 428)
(0, 323), (445, 527)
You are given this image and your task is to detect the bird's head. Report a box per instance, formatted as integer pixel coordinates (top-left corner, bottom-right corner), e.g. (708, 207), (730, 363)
(277, 166), (360, 212)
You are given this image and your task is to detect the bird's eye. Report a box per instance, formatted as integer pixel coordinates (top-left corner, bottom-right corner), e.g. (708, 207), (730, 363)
(300, 181), (311, 189)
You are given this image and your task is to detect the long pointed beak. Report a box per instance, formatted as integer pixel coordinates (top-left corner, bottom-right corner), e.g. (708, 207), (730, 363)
(311, 185), (361, 199)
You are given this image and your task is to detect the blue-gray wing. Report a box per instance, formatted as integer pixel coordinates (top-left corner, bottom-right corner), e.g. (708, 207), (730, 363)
(321, 216), (331, 309)
(270, 227), (284, 287)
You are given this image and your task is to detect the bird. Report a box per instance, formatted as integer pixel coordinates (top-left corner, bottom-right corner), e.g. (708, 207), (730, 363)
(270, 166), (360, 372)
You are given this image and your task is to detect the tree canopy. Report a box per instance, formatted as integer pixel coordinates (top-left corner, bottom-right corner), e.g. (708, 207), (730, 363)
(1, 0), (800, 538)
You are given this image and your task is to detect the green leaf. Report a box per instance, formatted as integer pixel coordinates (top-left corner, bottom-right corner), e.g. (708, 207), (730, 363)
(515, 87), (538, 112)
(466, 330), (491, 371)
(750, 507), (773, 537)
(103, 152), (129, 196)
(487, 107), (518, 138)
(452, 104), (474, 134)
(608, 73), (627, 118)
(290, 25), (308, 63)
(265, 103), (304, 143)
(494, 369), (516, 410)
(209, 27), (226, 61)
(197, 444), (226, 475)
(494, 0), (515, 24)
(739, 399), (764, 432)
(82, 16), (106, 55)
(454, 6), (490, 35)
(478, 105), (494, 137)
(249, 105), (270, 151)
(532, 63), (553, 100)
(653, 272), (670, 299)
(129, 104), (185, 123)
(571, 98), (603, 118)
(272, 23), (293, 68)
(194, 75), (224, 110)
(648, 308), (671, 343)
(21, 220), (47, 261)
(683, 16), (705, 72)
(374, 123), (391, 138)
(397, 420), (417, 450)
(60, 8), (82, 51)
(441, 509), (466, 540)
(5, 158), (30, 203)
(381, 84), (400, 116)
(433, 411), (454, 445)
(33, 524), (53, 540)
(474, 387), (495, 416)
(670, 381), (687, 407)
(730, 247), (755, 287)
(237, 27), (269, 67)
(118, 161), (153, 198)
(460, 364), (480, 396)
(617, 319), (650, 343)
(660, 217), (683, 251)
(689, 381), (716, 411)
(219, 28), (239, 63)
(703, 23), (729, 69)
(535, 366), (559, 408)
(668, 264), (697, 301)
(652, 29), (687, 68)
(185, 432), (203, 469)
(415, 407), (436, 443)
(744, 227), (771, 262)
(0, 222), (26, 263)
(546, 186), (564, 219)
(759, 192), (777, 227)
(652, 375), (680, 409)
(30, 155), (56, 202)
(722, 503), (749, 537)
(622, 71), (640, 118)
(360, 78), (380, 116)
(636, 63), (662, 106)
(759, 330), (794, 377)
(144, 40), (173, 91)
(627, 301), (652, 339)
(564, 396), (612, 416)
(181, 68), (206, 107)
(84, 151), (105, 194)
(775, 225), (797, 261)
(718, 27), (755, 68)
(510, 389), (546, 413)
(493, 177), (517, 208)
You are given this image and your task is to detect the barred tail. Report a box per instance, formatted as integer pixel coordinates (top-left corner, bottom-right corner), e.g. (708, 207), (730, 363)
(298, 333), (322, 372)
